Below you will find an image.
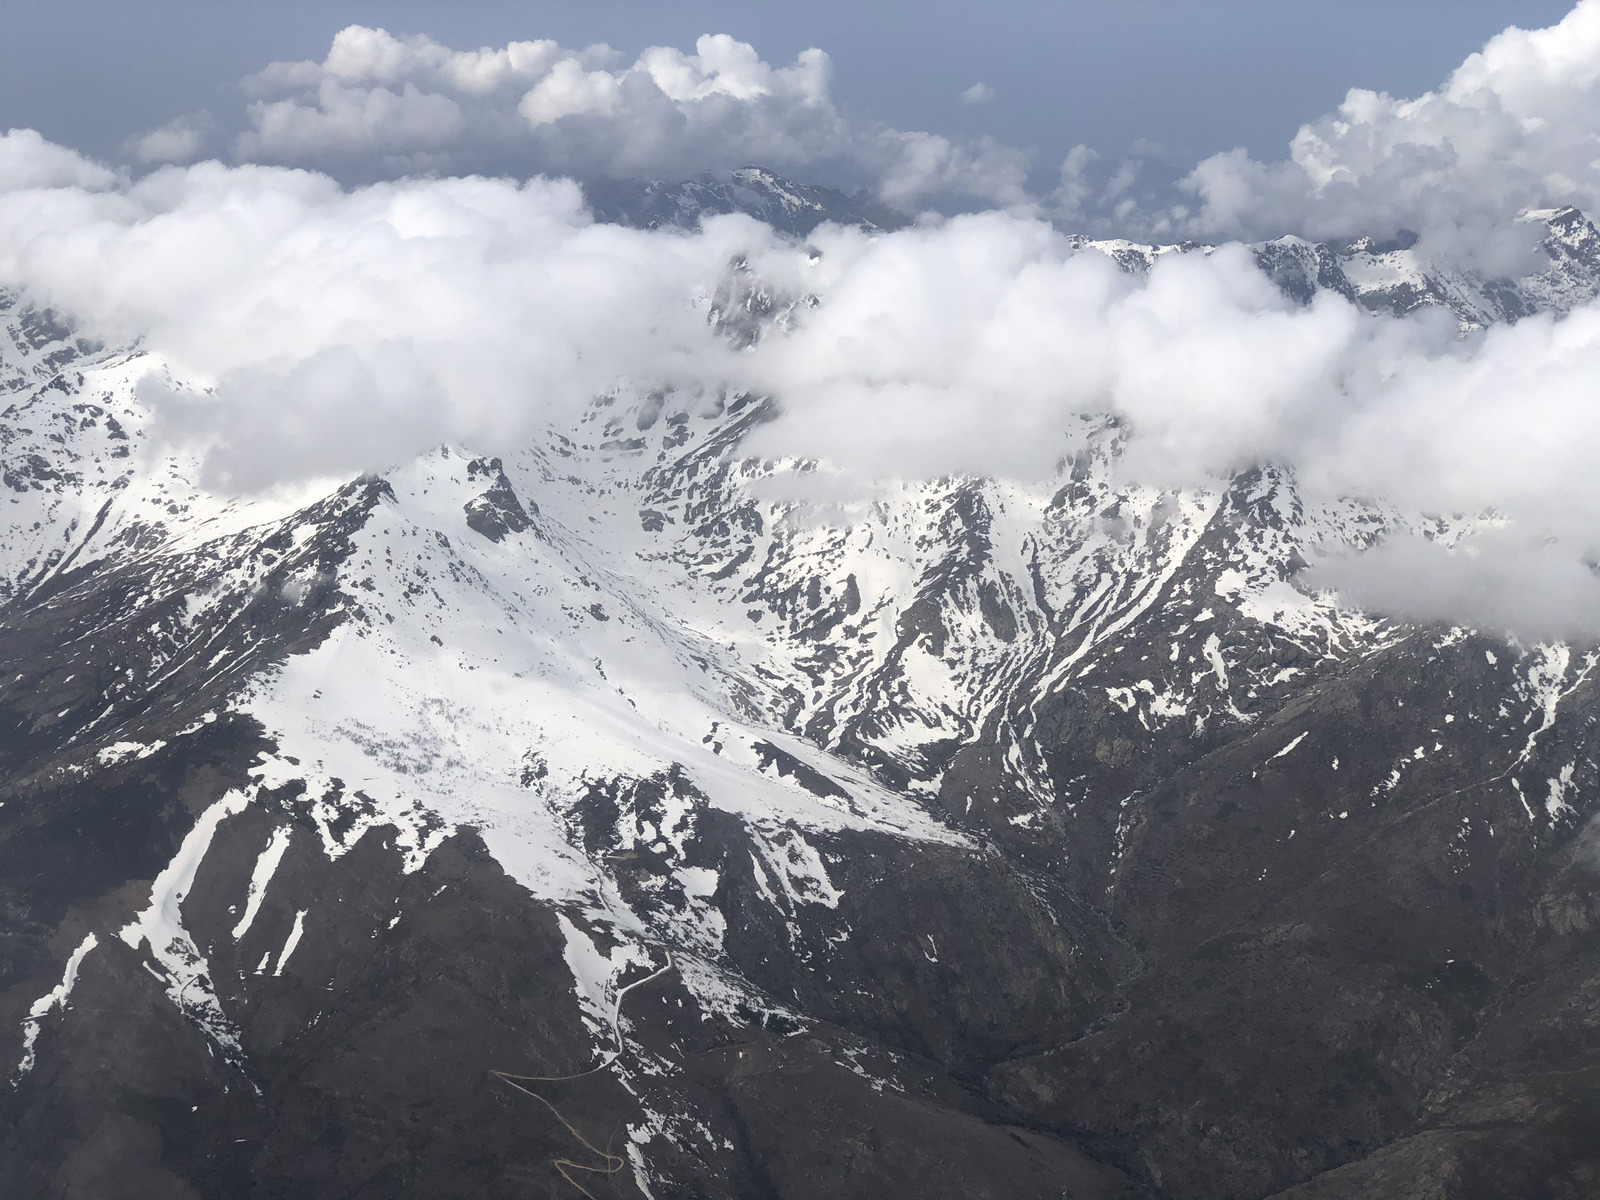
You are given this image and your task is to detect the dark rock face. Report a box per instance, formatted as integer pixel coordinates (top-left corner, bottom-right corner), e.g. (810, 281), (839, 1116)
(1251, 239), (1359, 306)
(3, 208), (1600, 1200)
(463, 457), (535, 543)
(992, 631), (1600, 1198)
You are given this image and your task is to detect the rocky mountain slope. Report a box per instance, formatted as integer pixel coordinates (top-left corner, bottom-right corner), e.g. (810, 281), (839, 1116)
(1, 195), (1599, 1199)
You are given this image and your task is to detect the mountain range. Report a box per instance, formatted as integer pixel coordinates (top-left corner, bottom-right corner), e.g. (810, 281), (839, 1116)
(2, 170), (1598, 1199)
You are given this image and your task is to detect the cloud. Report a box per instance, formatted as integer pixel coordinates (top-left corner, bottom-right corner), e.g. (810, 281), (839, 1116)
(1053, 142), (1187, 235)
(0, 128), (118, 192)
(6, 90), (1600, 637)
(110, 2), (1600, 254)
(124, 112), (222, 165)
(1308, 532), (1600, 644)
(1080, 0), (1600, 267)
(148, 26), (1033, 210)
(731, 222), (1600, 637)
(0, 151), (762, 490)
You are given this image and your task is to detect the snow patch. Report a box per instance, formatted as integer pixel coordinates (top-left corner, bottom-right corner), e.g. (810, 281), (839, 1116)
(1271, 732), (1308, 760)
(14, 933), (98, 1081)
(273, 909), (309, 976)
(231, 826), (292, 941)
(118, 792), (250, 1069)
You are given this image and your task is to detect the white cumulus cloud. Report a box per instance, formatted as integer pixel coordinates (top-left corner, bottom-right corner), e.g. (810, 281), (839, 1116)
(191, 26), (1030, 210)
(0, 128), (118, 192)
(1076, 0), (1600, 268)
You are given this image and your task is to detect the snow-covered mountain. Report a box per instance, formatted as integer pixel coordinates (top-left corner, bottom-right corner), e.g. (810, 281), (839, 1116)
(600, 166), (1600, 327)
(2, 196), (1600, 1199)
(586, 167), (908, 237)
(1077, 204), (1600, 329)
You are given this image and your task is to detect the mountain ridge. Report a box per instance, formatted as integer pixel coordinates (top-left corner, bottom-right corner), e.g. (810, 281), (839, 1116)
(583, 168), (1600, 329)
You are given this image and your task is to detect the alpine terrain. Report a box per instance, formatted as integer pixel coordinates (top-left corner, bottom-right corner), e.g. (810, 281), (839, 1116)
(3, 176), (1600, 1200)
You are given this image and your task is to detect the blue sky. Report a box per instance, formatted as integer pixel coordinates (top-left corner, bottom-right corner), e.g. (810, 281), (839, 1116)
(1, 0), (1576, 187)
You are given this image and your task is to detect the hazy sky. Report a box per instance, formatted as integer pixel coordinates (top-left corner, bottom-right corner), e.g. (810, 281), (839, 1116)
(1, 0), (1576, 188)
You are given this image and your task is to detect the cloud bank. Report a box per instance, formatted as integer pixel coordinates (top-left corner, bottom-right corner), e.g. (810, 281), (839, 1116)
(120, 3), (1600, 259)
(0, 140), (752, 490)
(151, 26), (1030, 210)
(5, 121), (1600, 636)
